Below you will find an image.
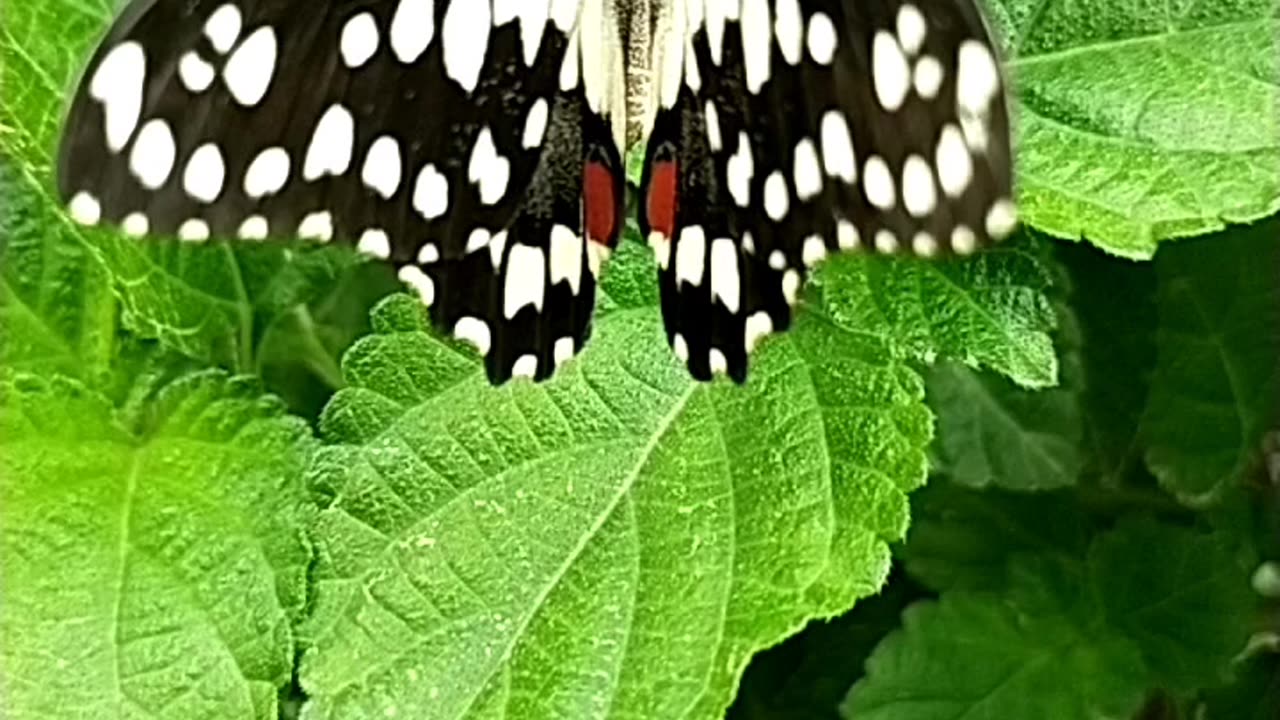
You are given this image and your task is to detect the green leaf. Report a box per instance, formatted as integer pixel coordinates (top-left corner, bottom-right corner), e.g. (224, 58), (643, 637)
(0, 0), (373, 375)
(298, 239), (934, 719)
(899, 482), (1093, 593)
(924, 268), (1084, 489)
(1090, 516), (1256, 691)
(0, 369), (316, 720)
(997, 0), (1280, 257)
(1058, 241), (1159, 485)
(1141, 221), (1280, 501)
(728, 578), (919, 720)
(816, 234), (1058, 388)
(842, 589), (1148, 720)
(0, 156), (118, 381)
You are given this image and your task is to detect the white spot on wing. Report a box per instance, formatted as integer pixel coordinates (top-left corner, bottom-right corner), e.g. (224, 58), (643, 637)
(554, 337), (575, 365)
(728, 132), (754, 207)
(129, 119), (176, 190)
(179, 218), (210, 242)
(512, 355), (539, 378)
(740, 0), (772, 93)
(89, 42), (146, 153)
(871, 31), (910, 112)
(238, 215), (269, 240)
(183, 143), (226, 203)
(986, 198), (1018, 238)
(468, 127), (510, 205)
(549, 225), (583, 295)
(341, 12), (380, 68)
(522, 98), (549, 149)
(304, 104), (355, 180)
(914, 55), (943, 99)
(362, 135), (403, 199)
(764, 171), (789, 221)
(935, 124), (973, 198)
(390, 0), (435, 63)
(358, 229), (391, 260)
(245, 147), (290, 198)
(792, 138), (823, 201)
(896, 4), (928, 56)
(399, 265), (435, 306)
(863, 155), (895, 210)
(204, 4), (242, 54)
(504, 244), (547, 319)
(122, 212), (149, 236)
(179, 52), (216, 93)
(820, 111), (856, 182)
(802, 235), (827, 267)
(744, 311), (773, 353)
(773, 0), (802, 65)
(454, 317), (491, 355)
(901, 154), (937, 218)
(413, 164), (449, 219)
(442, 0), (490, 92)
(298, 211), (334, 242)
(709, 237), (740, 314)
(675, 226), (707, 288)
(69, 192), (101, 225)
(807, 12), (837, 65)
(223, 26), (277, 106)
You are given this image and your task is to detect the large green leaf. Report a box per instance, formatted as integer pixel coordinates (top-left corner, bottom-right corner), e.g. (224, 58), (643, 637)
(0, 369), (315, 720)
(296, 221), (1058, 719)
(997, 0), (1280, 257)
(1141, 220), (1280, 501)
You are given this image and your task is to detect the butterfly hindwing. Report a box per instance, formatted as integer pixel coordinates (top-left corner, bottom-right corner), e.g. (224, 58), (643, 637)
(59, 0), (627, 383)
(639, 0), (1017, 383)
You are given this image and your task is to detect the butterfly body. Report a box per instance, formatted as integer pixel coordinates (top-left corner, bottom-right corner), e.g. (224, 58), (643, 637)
(58, 0), (1016, 384)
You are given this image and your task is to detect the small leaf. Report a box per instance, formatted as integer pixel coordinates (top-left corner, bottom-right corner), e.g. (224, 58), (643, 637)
(996, 0), (1280, 257)
(1141, 220), (1280, 501)
(1090, 516), (1256, 691)
(0, 369), (315, 720)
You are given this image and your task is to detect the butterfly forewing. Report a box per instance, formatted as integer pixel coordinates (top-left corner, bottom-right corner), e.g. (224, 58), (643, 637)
(639, 0), (1016, 382)
(59, 0), (628, 383)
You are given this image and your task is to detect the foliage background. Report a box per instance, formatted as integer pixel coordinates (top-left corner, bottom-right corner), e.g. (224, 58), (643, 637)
(1, 0), (1277, 719)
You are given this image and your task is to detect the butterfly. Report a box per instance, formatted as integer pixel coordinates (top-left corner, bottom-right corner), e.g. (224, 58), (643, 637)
(57, 0), (1016, 385)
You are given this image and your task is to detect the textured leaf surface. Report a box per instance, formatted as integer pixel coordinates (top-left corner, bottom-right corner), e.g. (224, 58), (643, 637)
(816, 235), (1058, 388)
(924, 282), (1083, 489)
(1141, 221), (1280, 501)
(0, 370), (315, 720)
(0, 0), (364, 374)
(997, 0), (1280, 257)
(300, 299), (924, 718)
(842, 588), (1148, 720)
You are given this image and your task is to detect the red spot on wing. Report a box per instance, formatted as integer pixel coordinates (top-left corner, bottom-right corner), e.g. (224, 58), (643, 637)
(646, 160), (677, 239)
(583, 161), (617, 247)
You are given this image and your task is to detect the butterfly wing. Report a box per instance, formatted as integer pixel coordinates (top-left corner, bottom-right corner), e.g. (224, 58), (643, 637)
(58, 0), (626, 383)
(639, 0), (1017, 382)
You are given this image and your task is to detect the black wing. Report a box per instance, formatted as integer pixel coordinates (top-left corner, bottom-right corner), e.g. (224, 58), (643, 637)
(638, 0), (1016, 382)
(58, 0), (626, 384)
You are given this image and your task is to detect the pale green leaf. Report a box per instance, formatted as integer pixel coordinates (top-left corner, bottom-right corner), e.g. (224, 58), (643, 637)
(0, 369), (315, 720)
(997, 0), (1280, 257)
